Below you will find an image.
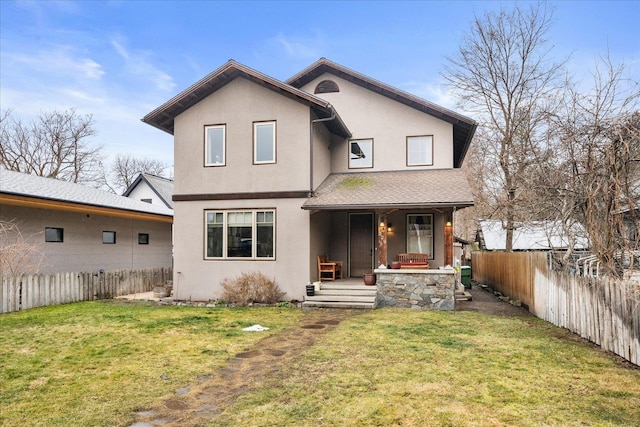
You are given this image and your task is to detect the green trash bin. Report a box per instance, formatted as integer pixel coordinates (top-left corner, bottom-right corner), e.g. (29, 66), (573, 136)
(460, 266), (471, 289)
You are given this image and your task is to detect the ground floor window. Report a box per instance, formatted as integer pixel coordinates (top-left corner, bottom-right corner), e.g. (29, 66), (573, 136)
(205, 209), (275, 259)
(406, 214), (433, 257)
(45, 227), (64, 243)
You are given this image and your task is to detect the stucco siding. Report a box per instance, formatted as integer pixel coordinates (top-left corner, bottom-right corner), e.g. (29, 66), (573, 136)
(172, 198), (311, 301)
(0, 205), (172, 273)
(301, 74), (454, 172)
(173, 77), (312, 196)
(311, 114), (334, 191)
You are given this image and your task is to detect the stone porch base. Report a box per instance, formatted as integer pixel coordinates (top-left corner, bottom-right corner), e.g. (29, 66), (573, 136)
(374, 268), (456, 310)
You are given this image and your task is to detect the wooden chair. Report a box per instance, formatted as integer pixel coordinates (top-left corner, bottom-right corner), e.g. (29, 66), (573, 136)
(318, 255), (343, 281)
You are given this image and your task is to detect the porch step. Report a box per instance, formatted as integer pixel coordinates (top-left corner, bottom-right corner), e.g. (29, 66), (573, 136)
(304, 294), (375, 303)
(302, 283), (377, 309)
(302, 301), (376, 309)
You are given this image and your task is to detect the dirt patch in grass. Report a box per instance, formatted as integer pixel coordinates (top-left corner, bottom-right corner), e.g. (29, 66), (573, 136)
(132, 308), (363, 426)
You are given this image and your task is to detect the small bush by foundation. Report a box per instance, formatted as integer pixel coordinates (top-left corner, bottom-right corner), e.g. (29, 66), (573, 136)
(220, 271), (285, 306)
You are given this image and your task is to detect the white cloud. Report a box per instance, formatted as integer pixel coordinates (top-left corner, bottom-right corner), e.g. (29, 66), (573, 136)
(270, 31), (323, 60)
(111, 37), (176, 92)
(8, 45), (105, 80)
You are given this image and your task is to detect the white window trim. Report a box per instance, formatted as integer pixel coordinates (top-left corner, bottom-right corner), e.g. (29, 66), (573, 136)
(406, 135), (434, 166)
(204, 209), (276, 260)
(348, 138), (374, 169)
(253, 121), (276, 164)
(205, 124), (226, 167)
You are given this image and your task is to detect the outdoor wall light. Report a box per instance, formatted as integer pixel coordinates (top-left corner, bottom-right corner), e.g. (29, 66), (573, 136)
(387, 222), (393, 232)
(445, 221), (452, 227)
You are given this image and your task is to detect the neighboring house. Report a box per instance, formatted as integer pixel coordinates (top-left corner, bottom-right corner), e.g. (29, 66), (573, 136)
(143, 58), (476, 301)
(0, 169), (173, 274)
(123, 173), (174, 209)
(477, 220), (590, 251)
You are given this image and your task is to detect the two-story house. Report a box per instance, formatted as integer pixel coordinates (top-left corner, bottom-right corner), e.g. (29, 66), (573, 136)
(143, 58), (476, 301)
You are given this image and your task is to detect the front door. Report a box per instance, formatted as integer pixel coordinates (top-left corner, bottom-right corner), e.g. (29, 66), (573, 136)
(349, 213), (374, 277)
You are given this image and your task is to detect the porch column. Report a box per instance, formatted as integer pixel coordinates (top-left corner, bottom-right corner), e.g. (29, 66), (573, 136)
(376, 213), (388, 268)
(444, 218), (453, 266)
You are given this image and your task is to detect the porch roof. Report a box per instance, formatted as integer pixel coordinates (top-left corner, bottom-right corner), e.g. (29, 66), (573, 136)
(302, 169), (474, 210)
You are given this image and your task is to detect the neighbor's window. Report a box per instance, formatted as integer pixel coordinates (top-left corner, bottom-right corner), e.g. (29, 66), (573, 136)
(407, 135), (434, 166)
(205, 209), (275, 259)
(45, 227), (64, 243)
(254, 121), (276, 164)
(102, 231), (116, 244)
(349, 139), (373, 169)
(205, 124), (226, 166)
(406, 214), (433, 257)
(138, 233), (149, 245)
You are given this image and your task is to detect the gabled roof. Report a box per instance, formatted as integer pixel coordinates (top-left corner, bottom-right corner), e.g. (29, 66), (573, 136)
(0, 169), (173, 222)
(123, 173), (174, 209)
(478, 220), (589, 251)
(286, 58), (477, 168)
(302, 169), (473, 210)
(142, 60), (351, 138)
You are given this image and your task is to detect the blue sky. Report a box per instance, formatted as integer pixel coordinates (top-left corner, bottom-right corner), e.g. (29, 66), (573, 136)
(1, 0), (638, 173)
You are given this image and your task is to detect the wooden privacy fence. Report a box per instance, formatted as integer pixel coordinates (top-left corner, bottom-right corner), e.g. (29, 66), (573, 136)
(472, 251), (639, 366)
(534, 270), (640, 366)
(1, 267), (172, 314)
(471, 251), (549, 309)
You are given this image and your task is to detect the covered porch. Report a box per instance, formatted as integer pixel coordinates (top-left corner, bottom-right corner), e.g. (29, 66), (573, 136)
(304, 170), (473, 279)
(302, 169), (473, 310)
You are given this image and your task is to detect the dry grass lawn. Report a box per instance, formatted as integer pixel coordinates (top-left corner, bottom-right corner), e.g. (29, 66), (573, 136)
(1, 301), (639, 426)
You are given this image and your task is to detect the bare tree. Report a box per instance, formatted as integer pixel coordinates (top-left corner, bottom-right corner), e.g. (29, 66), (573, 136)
(548, 56), (640, 274)
(108, 153), (169, 194)
(444, 2), (564, 251)
(0, 220), (46, 276)
(0, 109), (104, 186)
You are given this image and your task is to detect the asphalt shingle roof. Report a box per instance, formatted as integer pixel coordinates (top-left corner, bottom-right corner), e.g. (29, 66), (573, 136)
(303, 169), (474, 210)
(141, 174), (174, 208)
(0, 169), (173, 217)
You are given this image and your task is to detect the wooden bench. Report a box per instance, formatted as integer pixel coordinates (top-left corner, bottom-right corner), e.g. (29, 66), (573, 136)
(394, 253), (430, 269)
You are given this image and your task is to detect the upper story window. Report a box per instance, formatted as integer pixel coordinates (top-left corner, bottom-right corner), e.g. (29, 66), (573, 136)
(406, 135), (434, 166)
(314, 80), (340, 94)
(45, 227), (64, 243)
(349, 139), (373, 169)
(205, 209), (275, 259)
(205, 124), (226, 166)
(254, 121), (276, 164)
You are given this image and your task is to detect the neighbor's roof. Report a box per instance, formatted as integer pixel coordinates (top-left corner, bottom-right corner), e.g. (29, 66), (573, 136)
(123, 173), (174, 209)
(302, 169), (474, 210)
(286, 58), (477, 168)
(142, 59), (351, 138)
(479, 220), (589, 251)
(0, 169), (173, 222)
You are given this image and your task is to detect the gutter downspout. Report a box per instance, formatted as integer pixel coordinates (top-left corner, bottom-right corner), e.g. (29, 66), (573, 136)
(309, 105), (337, 193)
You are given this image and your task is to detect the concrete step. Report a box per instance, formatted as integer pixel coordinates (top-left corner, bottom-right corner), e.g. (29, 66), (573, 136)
(304, 294), (376, 303)
(319, 283), (376, 291)
(302, 301), (376, 309)
(313, 289), (377, 297)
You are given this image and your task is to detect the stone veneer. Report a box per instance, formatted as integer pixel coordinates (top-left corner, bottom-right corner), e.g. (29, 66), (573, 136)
(374, 269), (456, 310)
